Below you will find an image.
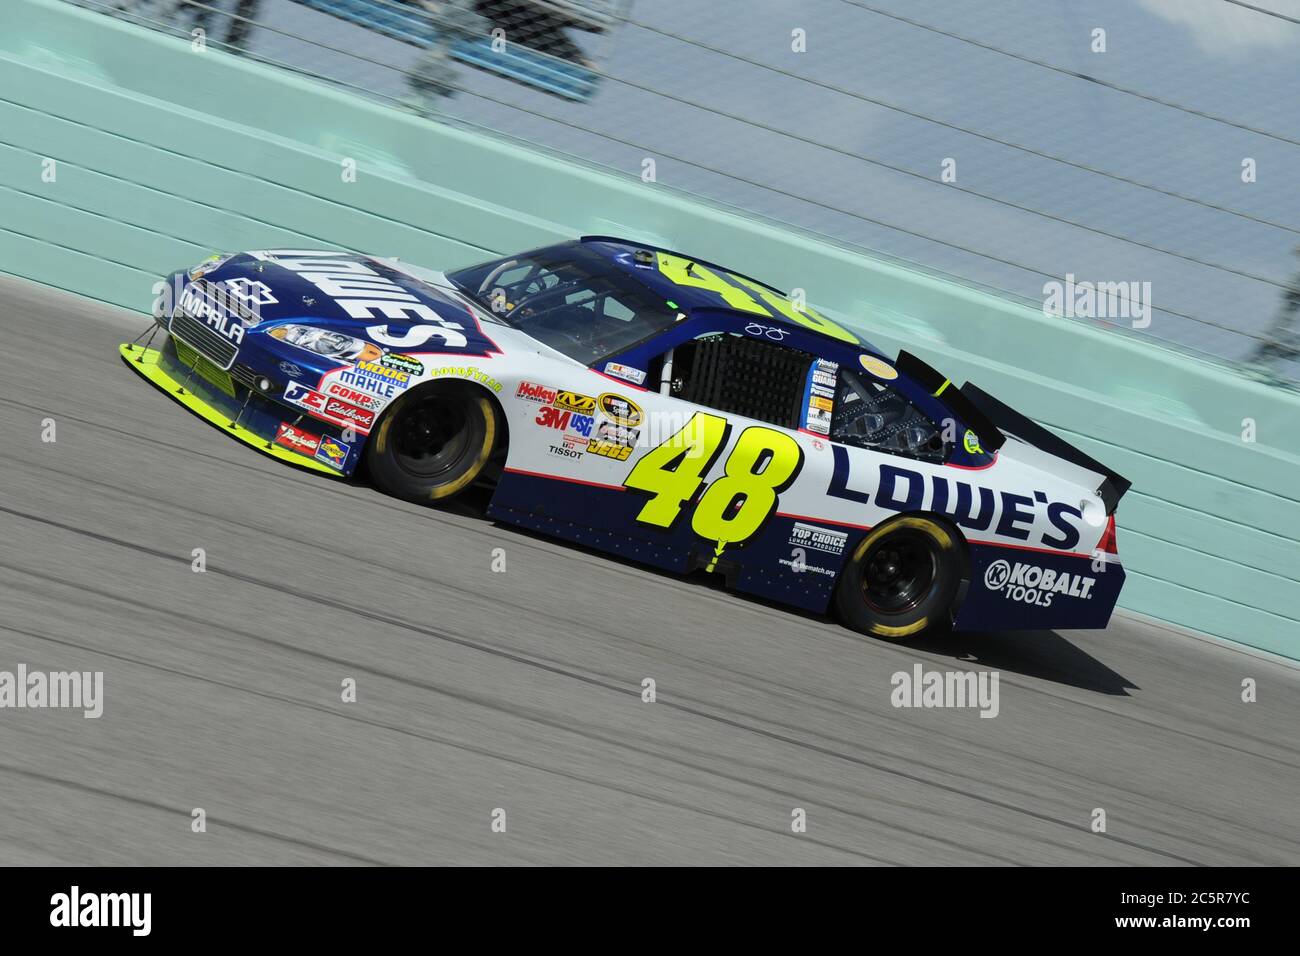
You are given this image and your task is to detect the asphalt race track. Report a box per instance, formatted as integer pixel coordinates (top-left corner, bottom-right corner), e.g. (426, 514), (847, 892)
(1, 274), (1297, 866)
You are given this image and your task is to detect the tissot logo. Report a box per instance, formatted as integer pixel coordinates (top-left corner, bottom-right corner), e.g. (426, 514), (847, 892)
(50, 886), (151, 936)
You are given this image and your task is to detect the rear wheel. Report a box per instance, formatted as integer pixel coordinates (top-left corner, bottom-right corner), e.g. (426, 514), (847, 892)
(366, 382), (499, 504)
(834, 515), (962, 640)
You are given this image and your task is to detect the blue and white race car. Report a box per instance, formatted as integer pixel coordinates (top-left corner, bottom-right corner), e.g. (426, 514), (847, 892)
(122, 237), (1130, 639)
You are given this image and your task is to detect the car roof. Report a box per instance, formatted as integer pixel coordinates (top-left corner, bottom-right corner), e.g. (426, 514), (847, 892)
(578, 235), (887, 357)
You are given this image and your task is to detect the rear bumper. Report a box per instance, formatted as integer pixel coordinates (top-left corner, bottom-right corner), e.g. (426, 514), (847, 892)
(953, 541), (1125, 632)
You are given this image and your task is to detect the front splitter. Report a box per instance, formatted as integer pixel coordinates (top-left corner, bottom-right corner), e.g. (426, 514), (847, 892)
(119, 343), (343, 476)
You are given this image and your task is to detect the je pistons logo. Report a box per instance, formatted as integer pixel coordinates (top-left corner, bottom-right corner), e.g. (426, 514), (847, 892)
(984, 559), (1095, 608)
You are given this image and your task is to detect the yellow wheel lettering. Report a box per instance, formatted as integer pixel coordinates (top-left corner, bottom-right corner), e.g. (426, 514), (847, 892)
(850, 517), (955, 637)
(428, 396), (495, 500)
(871, 617), (928, 638)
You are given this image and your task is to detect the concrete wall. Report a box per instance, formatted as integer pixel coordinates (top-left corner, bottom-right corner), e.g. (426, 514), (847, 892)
(3, 0), (1297, 655)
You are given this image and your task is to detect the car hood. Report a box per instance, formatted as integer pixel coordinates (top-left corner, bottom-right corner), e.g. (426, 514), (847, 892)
(185, 250), (504, 357)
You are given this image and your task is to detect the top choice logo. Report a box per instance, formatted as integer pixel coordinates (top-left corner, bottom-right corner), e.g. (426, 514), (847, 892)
(984, 559), (1095, 607)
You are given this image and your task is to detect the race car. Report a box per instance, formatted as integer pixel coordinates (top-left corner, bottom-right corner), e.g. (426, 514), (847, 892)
(121, 238), (1130, 639)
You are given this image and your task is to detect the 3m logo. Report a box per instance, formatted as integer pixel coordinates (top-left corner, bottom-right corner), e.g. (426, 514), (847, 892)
(536, 406), (570, 429)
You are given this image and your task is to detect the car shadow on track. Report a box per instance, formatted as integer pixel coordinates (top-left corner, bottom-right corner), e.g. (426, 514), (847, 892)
(445, 486), (1140, 698)
(921, 628), (1139, 697)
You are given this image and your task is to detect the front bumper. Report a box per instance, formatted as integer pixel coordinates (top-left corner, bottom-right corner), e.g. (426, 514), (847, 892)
(119, 337), (360, 476)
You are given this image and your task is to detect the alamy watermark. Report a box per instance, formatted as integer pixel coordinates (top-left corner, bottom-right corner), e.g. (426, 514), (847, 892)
(0, 665), (103, 718)
(1043, 274), (1151, 328)
(891, 664), (1000, 718)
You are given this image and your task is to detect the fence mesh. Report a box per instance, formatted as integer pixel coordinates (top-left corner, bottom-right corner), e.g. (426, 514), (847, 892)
(67, 0), (1300, 386)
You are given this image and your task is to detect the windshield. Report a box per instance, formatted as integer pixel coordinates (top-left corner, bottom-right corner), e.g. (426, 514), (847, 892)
(446, 242), (678, 363)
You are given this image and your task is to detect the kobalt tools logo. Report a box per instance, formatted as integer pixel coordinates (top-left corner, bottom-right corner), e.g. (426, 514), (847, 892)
(984, 559), (1095, 607)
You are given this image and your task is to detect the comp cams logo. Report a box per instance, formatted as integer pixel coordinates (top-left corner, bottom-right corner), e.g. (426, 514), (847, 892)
(984, 559), (1095, 607)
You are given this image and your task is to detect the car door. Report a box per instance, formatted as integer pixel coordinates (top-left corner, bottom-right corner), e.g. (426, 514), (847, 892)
(489, 314), (852, 612)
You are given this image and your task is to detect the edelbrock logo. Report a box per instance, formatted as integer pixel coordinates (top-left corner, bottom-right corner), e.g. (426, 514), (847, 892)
(984, 559), (1095, 608)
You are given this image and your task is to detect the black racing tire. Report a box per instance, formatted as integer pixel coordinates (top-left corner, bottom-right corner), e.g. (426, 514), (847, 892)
(365, 381), (500, 504)
(834, 515), (963, 640)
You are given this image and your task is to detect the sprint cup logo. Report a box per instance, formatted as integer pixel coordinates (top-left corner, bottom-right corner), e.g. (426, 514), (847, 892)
(983, 559), (1095, 607)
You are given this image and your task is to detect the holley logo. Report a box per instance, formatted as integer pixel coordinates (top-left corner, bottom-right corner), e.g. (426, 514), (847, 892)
(516, 381), (557, 404)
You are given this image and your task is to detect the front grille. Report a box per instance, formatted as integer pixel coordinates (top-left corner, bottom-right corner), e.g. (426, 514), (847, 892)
(229, 363), (259, 390)
(173, 338), (236, 397)
(169, 280), (251, 371)
(170, 310), (239, 370)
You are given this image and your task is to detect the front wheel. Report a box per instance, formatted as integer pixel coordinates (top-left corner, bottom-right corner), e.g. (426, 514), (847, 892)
(834, 515), (963, 640)
(365, 382), (499, 504)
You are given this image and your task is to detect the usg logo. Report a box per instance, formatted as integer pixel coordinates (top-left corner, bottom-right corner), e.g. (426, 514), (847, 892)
(984, 559), (1095, 608)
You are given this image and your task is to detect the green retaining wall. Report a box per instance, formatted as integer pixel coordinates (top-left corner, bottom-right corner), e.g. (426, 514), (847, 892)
(3, 0), (1296, 655)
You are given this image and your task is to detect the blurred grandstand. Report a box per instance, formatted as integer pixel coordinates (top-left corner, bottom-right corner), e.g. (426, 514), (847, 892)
(70, 0), (1300, 386)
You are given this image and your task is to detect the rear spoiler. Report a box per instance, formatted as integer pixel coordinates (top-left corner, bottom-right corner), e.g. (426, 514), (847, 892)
(896, 352), (1131, 514)
(895, 352), (1006, 453)
(962, 383), (1131, 514)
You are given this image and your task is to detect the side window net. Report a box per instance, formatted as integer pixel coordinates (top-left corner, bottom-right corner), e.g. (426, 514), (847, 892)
(830, 369), (947, 462)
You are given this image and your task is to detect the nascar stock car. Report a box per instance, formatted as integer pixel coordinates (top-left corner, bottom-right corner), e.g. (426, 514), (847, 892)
(121, 237), (1130, 639)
